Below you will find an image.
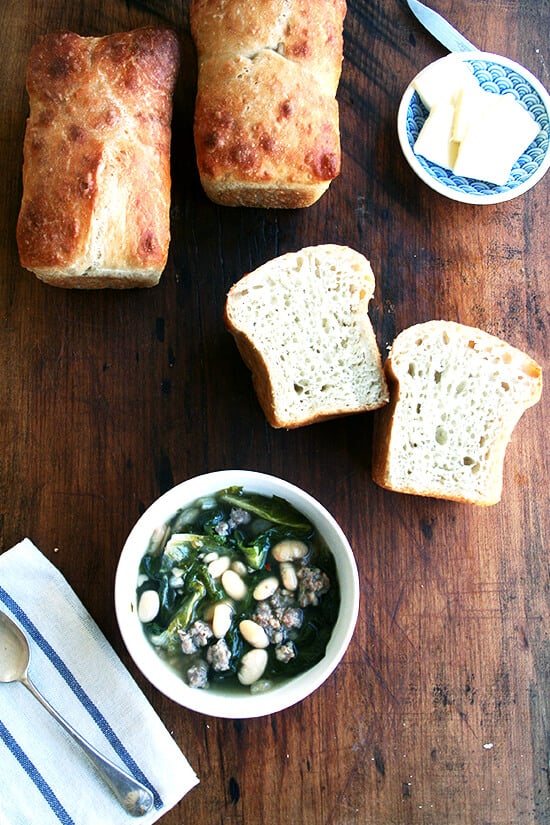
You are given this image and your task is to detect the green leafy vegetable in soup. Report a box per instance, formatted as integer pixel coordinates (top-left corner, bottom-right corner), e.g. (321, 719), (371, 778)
(136, 487), (340, 692)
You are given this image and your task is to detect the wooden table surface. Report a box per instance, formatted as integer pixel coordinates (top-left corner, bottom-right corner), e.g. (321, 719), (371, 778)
(1, 1), (549, 823)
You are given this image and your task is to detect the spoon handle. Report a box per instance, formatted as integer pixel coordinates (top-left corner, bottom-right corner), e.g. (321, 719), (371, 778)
(22, 675), (154, 817)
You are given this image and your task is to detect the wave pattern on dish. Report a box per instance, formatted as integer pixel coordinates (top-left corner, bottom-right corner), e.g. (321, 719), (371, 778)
(405, 58), (550, 198)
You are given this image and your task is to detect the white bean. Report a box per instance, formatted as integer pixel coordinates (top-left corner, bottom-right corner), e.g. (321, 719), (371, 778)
(271, 539), (308, 562)
(208, 555), (231, 579)
(212, 601), (233, 638)
(203, 551), (219, 564)
(239, 619), (269, 649)
(238, 648), (268, 685)
(137, 590), (160, 623)
(253, 576), (279, 601)
(280, 561), (298, 591)
(222, 569), (248, 601)
(231, 560), (248, 577)
(148, 523), (169, 554)
(202, 600), (232, 623)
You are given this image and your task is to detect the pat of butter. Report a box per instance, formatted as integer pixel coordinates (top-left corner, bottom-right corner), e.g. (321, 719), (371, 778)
(451, 84), (487, 143)
(453, 93), (541, 185)
(414, 103), (459, 170)
(411, 57), (542, 185)
(412, 55), (478, 110)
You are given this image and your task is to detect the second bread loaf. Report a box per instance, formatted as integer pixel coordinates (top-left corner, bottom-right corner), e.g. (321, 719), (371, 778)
(190, 0), (346, 208)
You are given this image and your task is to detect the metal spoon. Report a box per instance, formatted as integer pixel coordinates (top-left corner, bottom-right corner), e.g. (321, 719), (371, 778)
(0, 609), (154, 817)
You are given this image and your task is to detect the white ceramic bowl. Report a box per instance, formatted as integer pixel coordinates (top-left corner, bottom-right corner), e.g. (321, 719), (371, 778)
(115, 470), (359, 718)
(398, 52), (550, 204)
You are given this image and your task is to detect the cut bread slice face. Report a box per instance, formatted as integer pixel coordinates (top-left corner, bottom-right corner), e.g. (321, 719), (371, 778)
(372, 321), (542, 505)
(224, 244), (389, 428)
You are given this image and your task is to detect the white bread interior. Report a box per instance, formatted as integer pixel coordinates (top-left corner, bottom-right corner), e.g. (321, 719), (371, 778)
(372, 320), (542, 505)
(225, 244), (389, 428)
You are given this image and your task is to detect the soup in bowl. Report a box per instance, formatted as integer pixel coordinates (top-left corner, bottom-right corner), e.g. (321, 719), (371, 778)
(115, 470), (359, 718)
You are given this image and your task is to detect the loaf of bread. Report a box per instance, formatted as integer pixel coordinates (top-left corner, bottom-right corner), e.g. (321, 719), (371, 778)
(190, 0), (346, 208)
(225, 244), (389, 428)
(372, 321), (542, 505)
(16, 28), (180, 288)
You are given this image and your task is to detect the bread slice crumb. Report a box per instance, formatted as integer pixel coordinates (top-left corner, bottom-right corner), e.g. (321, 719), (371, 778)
(372, 320), (542, 505)
(225, 244), (389, 428)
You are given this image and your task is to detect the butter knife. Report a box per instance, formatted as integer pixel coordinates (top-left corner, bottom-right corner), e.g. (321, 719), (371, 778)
(406, 0), (479, 53)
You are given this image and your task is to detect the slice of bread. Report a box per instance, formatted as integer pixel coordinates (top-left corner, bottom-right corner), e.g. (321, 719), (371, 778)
(372, 320), (542, 505)
(224, 244), (389, 428)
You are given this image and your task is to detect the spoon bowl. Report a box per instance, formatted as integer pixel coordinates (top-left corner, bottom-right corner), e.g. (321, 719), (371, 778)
(0, 610), (31, 682)
(0, 608), (154, 817)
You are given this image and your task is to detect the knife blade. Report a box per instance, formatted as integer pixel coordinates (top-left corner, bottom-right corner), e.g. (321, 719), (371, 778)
(406, 0), (479, 53)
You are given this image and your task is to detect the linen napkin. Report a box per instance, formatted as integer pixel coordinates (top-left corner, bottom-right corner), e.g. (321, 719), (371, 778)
(0, 538), (199, 825)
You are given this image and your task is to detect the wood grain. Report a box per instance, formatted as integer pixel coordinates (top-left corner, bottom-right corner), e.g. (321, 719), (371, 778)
(0, 1), (549, 823)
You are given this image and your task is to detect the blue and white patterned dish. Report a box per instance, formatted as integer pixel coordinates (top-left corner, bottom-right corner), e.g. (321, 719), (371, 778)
(397, 52), (550, 204)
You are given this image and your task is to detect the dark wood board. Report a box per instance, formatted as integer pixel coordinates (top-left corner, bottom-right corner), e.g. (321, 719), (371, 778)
(1, 1), (549, 823)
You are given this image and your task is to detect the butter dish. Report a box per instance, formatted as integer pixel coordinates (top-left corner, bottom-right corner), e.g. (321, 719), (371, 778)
(398, 52), (550, 203)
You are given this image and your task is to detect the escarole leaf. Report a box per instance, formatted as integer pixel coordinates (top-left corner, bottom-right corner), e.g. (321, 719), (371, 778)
(234, 530), (271, 570)
(165, 580), (206, 651)
(163, 533), (217, 566)
(235, 526), (306, 571)
(194, 563), (225, 602)
(220, 487), (313, 534)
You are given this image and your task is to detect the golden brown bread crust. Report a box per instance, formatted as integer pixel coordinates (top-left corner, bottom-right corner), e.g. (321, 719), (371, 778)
(16, 28), (180, 288)
(190, 0), (346, 208)
(191, 0), (345, 93)
(224, 320), (282, 426)
(371, 362), (404, 491)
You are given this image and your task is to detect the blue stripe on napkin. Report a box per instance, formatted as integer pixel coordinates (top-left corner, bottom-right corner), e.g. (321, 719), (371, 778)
(0, 718), (76, 825)
(0, 586), (162, 811)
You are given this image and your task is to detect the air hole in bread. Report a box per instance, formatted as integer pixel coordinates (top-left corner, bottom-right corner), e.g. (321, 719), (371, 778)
(434, 370), (442, 383)
(294, 383), (304, 395)
(442, 330), (450, 344)
(408, 363), (416, 377)
(468, 340), (476, 349)
(501, 381), (510, 391)
(435, 426), (448, 445)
